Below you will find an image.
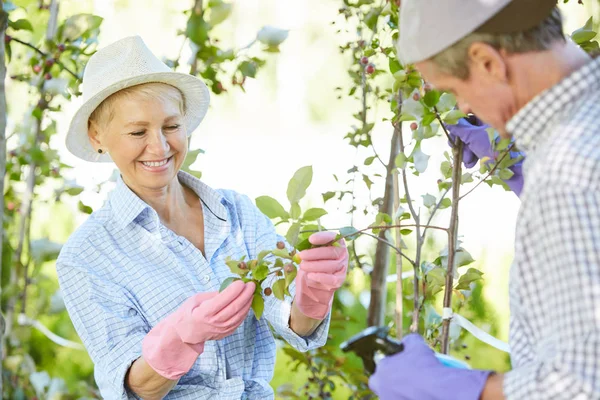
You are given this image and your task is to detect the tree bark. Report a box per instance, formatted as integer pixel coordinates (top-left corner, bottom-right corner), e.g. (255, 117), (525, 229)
(367, 128), (400, 327)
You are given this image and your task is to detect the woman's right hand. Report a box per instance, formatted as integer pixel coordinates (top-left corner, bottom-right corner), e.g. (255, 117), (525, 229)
(175, 280), (256, 346)
(141, 280), (255, 380)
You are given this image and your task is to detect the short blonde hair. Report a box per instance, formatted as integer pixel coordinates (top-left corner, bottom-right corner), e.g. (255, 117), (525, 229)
(89, 82), (185, 129)
(431, 8), (565, 79)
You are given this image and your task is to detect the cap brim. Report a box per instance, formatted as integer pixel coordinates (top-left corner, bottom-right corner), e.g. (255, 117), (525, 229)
(65, 72), (210, 162)
(476, 0), (558, 34)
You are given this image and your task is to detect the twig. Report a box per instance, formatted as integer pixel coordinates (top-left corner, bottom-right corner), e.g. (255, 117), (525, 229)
(440, 139), (463, 354)
(421, 186), (452, 241)
(434, 108), (453, 143)
(393, 172), (403, 339)
(458, 144), (515, 201)
(10, 37), (79, 81)
(359, 230), (415, 267)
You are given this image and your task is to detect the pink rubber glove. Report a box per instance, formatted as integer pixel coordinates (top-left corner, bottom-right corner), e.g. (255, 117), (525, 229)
(294, 231), (349, 320)
(142, 280), (255, 380)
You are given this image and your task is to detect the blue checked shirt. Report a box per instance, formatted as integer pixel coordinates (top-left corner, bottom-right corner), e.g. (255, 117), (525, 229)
(56, 171), (330, 400)
(504, 57), (600, 399)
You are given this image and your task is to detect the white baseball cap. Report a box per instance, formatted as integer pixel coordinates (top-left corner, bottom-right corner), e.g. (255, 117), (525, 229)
(397, 0), (558, 65)
(65, 36), (210, 162)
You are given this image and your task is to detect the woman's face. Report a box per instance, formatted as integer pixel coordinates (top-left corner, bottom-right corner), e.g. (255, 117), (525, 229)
(90, 91), (188, 194)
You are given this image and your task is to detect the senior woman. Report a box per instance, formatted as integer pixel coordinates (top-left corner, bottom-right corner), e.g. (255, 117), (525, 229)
(56, 36), (348, 400)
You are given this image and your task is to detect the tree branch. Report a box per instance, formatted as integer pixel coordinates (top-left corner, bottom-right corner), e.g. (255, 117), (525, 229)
(440, 139), (463, 354)
(458, 144), (515, 201)
(10, 37), (80, 81)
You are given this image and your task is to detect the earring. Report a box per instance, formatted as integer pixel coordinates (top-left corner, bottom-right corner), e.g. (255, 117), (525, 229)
(97, 149), (103, 154)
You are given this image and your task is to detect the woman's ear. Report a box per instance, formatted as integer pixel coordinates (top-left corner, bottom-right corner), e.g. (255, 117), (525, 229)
(88, 120), (103, 150)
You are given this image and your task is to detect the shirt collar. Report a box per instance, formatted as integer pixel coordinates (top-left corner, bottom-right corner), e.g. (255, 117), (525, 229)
(109, 170), (230, 230)
(506, 56), (600, 153)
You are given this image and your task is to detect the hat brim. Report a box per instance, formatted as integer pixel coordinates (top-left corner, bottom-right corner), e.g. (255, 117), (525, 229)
(65, 72), (210, 162)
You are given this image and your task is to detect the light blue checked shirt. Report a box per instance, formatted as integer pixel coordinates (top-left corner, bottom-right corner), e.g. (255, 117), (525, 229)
(56, 171), (330, 400)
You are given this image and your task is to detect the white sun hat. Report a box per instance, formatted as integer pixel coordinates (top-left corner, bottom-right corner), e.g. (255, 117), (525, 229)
(65, 35), (211, 162)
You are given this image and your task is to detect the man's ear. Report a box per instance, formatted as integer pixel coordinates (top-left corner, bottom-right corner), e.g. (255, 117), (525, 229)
(467, 42), (508, 83)
(88, 120), (103, 150)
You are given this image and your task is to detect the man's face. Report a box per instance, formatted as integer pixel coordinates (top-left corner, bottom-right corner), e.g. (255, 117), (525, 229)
(416, 57), (517, 138)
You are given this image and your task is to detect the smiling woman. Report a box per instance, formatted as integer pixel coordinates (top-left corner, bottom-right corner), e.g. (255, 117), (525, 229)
(55, 35), (349, 399)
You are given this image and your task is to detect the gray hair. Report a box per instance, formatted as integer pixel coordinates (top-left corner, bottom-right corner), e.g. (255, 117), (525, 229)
(430, 7), (566, 79)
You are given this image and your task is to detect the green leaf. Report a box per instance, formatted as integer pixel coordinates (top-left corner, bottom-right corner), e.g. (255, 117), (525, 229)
(303, 208), (327, 221)
(61, 14), (103, 41)
(362, 174), (374, 190)
(65, 186), (84, 196)
(443, 109), (466, 125)
(257, 250), (272, 264)
(78, 201), (93, 214)
(423, 90), (441, 108)
(440, 161), (452, 179)
(290, 202), (301, 220)
(400, 229), (412, 235)
(495, 138), (511, 151)
(295, 238), (312, 252)
(395, 152), (407, 169)
(239, 61), (257, 78)
(286, 166), (313, 204)
(286, 222), (301, 247)
(339, 226), (360, 240)
(272, 279), (286, 300)
(437, 93), (457, 113)
(207, 2), (232, 26)
(439, 198), (452, 209)
(256, 196), (289, 219)
(186, 12), (210, 45)
(30, 239), (63, 264)
(364, 156), (376, 166)
(9, 19), (33, 31)
(572, 29), (597, 43)
(272, 248), (292, 259)
(322, 191), (336, 203)
(422, 194), (436, 208)
(455, 268), (484, 290)
(284, 263), (297, 287)
(225, 257), (250, 277)
(498, 168), (514, 180)
(253, 264), (270, 281)
(252, 293), (265, 319)
(456, 248), (475, 268)
(219, 277), (239, 292)
(389, 58), (402, 74)
(181, 148), (204, 177)
(412, 146), (429, 173)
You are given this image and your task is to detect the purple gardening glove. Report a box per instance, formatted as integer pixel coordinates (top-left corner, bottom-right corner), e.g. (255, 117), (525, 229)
(369, 334), (492, 400)
(447, 116), (524, 196)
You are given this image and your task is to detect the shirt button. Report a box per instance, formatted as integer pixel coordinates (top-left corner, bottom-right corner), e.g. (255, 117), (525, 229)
(202, 275), (211, 284)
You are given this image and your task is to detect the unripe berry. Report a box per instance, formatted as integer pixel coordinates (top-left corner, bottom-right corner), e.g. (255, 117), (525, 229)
(264, 287), (272, 296)
(366, 64), (375, 74)
(45, 58), (55, 67)
(57, 43), (66, 52)
(410, 122), (418, 131)
(44, 73), (52, 80)
(292, 253), (301, 264)
(6, 202), (15, 211)
(33, 65), (42, 73)
(360, 56), (369, 65)
(424, 83), (433, 92)
(238, 261), (247, 270)
(284, 263), (295, 273)
(413, 93), (420, 101)
(276, 241), (285, 249)
(4, 35), (11, 44)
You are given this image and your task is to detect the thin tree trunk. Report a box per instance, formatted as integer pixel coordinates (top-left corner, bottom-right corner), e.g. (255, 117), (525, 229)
(367, 129), (400, 327)
(440, 140), (463, 354)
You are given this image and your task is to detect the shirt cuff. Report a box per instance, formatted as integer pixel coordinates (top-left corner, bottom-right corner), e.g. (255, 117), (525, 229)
(267, 288), (331, 352)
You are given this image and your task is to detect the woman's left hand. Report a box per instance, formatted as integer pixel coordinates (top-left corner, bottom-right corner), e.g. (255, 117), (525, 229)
(294, 231), (349, 320)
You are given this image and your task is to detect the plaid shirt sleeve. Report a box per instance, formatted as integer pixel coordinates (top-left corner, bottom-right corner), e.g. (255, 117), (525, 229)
(57, 239), (146, 400)
(239, 194), (330, 352)
(504, 184), (600, 399)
